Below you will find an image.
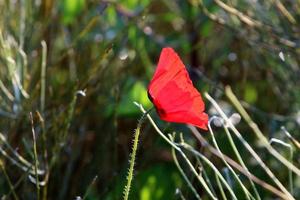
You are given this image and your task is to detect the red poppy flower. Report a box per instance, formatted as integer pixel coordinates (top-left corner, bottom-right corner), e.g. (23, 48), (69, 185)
(148, 47), (208, 130)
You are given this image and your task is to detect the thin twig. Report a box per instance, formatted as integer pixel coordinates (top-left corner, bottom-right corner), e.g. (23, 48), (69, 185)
(225, 86), (300, 177)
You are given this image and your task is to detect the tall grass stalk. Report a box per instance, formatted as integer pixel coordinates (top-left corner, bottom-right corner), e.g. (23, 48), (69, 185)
(207, 117), (253, 200)
(40, 41), (47, 115)
(225, 86), (300, 176)
(0, 132), (44, 175)
(82, 175), (98, 200)
(269, 138), (294, 195)
(177, 142), (238, 200)
(30, 112), (40, 200)
(170, 135), (202, 200)
(36, 111), (49, 200)
(205, 92), (295, 199)
(0, 160), (19, 200)
(215, 171), (227, 200)
(223, 126), (261, 200)
(50, 90), (80, 168)
(135, 103), (217, 200)
(188, 125), (290, 199)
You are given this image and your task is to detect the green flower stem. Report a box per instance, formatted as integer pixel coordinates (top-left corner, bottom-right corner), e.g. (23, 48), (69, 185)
(123, 121), (141, 200)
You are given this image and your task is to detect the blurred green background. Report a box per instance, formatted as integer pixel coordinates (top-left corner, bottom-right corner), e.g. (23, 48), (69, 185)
(0, 0), (299, 199)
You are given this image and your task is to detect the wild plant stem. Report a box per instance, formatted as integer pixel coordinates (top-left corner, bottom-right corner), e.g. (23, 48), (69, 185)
(269, 138), (294, 195)
(179, 143), (238, 200)
(0, 132), (44, 175)
(215, 172), (227, 200)
(0, 161), (19, 200)
(225, 86), (300, 177)
(223, 126), (261, 200)
(208, 119), (252, 200)
(136, 103), (217, 200)
(36, 111), (49, 200)
(194, 156), (217, 197)
(170, 136), (201, 200)
(123, 120), (142, 200)
(83, 175), (98, 200)
(40, 41), (47, 115)
(50, 90), (78, 169)
(30, 112), (40, 200)
(206, 91), (295, 200)
(289, 148), (294, 195)
(188, 125), (289, 199)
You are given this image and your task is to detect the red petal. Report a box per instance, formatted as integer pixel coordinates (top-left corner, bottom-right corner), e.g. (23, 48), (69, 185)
(148, 48), (185, 98)
(148, 47), (208, 130)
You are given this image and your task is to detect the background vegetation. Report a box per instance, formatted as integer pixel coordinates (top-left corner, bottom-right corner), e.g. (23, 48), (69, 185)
(0, 0), (299, 199)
